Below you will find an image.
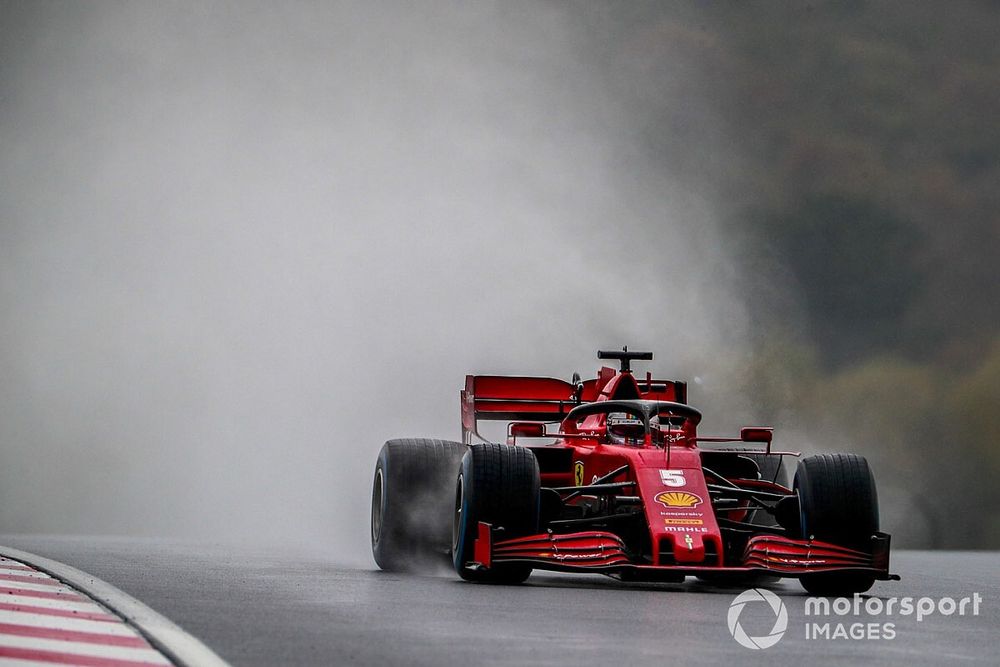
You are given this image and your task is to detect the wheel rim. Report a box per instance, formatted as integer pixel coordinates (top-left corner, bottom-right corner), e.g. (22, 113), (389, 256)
(452, 473), (464, 553)
(371, 468), (384, 544)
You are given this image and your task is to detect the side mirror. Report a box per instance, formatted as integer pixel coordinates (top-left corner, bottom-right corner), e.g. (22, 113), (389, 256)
(740, 427), (773, 444)
(509, 422), (546, 439)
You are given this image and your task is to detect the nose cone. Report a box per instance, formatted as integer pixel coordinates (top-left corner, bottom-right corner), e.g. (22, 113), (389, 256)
(635, 452), (722, 566)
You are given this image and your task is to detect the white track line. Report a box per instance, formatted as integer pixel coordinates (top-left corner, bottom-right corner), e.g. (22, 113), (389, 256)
(0, 580), (77, 594)
(0, 594), (107, 613)
(0, 569), (50, 580)
(0, 609), (139, 635)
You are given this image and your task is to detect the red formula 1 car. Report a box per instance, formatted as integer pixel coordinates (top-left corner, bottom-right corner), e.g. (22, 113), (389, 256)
(371, 349), (897, 594)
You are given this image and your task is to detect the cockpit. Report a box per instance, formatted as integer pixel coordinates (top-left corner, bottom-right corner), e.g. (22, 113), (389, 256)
(564, 399), (703, 448)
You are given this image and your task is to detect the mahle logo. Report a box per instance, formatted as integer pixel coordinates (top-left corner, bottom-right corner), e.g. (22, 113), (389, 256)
(727, 588), (788, 650)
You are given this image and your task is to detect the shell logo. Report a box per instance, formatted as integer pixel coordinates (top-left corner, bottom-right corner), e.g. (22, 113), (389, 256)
(655, 491), (703, 508)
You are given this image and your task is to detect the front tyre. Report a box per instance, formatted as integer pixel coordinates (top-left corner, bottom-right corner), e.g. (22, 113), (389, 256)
(371, 438), (466, 572)
(795, 453), (879, 595)
(452, 443), (540, 584)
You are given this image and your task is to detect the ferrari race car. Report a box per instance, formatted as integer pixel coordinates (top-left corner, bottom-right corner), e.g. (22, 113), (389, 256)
(371, 349), (897, 594)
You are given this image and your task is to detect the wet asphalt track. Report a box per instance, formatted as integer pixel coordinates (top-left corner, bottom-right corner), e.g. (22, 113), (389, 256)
(0, 536), (996, 666)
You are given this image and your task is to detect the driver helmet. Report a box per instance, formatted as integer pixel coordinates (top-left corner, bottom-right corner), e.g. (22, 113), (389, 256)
(607, 413), (644, 445)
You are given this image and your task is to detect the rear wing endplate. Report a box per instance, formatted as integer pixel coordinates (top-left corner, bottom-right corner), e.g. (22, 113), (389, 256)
(461, 375), (578, 443)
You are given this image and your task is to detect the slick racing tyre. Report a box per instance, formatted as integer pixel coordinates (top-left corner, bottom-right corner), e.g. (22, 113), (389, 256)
(452, 443), (540, 584)
(795, 453), (879, 595)
(371, 438), (467, 572)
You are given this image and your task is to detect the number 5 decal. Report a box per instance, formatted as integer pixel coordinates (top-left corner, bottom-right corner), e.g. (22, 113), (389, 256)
(659, 469), (685, 487)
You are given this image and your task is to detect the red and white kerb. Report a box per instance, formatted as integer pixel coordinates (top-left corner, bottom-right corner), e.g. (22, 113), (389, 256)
(0, 556), (172, 667)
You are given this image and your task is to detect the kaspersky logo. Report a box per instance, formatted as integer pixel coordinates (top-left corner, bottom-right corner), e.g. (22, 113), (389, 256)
(727, 588), (788, 649)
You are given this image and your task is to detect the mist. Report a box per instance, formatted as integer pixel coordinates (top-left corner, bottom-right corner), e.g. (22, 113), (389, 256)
(1, 2), (755, 564)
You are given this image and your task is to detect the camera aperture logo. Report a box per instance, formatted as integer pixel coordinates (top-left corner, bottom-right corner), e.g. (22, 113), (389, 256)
(727, 588), (788, 649)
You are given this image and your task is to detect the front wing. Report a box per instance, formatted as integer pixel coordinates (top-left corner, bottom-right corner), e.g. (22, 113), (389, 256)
(468, 522), (899, 580)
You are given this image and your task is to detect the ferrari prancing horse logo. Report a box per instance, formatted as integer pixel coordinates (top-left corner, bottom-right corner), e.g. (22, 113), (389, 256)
(574, 461), (585, 486)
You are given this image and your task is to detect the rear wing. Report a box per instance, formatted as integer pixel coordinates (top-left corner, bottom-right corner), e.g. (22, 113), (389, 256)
(461, 372), (687, 444)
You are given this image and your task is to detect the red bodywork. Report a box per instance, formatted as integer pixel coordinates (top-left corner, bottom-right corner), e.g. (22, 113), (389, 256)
(459, 363), (896, 582)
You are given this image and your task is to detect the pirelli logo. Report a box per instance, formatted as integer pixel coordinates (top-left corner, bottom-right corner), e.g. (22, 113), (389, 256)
(664, 518), (704, 526)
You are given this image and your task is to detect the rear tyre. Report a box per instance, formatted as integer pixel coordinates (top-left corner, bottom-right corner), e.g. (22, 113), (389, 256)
(795, 453), (879, 595)
(452, 443), (540, 584)
(371, 438), (467, 572)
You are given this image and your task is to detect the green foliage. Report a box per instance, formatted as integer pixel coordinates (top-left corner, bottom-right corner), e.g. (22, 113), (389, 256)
(771, 341), (1000, 548)
(949, 339), (1000, 484)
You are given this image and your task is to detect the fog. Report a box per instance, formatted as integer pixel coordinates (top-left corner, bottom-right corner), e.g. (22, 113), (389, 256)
(0, 2), (763, 564)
